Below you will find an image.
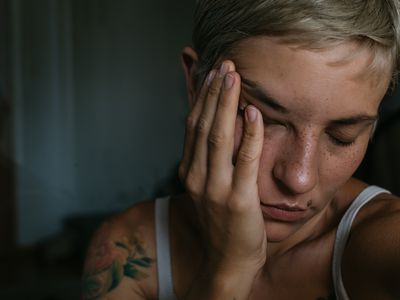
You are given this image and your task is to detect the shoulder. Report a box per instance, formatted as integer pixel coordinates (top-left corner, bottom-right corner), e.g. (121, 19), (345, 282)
(82, 199), (159, 300)
(342, 191), (400, 299)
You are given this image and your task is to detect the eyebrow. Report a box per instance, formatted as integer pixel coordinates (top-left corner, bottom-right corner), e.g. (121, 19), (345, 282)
(329, 115), (378, 126)
(241, 77), (289, 113)
(241, 76), (378, 126)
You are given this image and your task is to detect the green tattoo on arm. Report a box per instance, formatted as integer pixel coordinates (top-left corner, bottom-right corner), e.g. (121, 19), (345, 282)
(82, 225), (154, 300)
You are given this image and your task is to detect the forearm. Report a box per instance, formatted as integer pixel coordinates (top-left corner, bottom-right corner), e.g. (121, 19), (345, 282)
(185, 264), (261, 300)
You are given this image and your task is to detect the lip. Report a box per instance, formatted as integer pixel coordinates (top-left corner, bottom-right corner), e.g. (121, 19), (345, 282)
(260, 203), (307, 222)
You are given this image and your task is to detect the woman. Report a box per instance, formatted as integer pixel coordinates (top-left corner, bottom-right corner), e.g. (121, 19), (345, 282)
(83, 1), (400, 299)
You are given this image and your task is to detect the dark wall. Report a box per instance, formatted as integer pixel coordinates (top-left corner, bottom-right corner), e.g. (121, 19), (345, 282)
(356, 87), (400, 194)
(11, 0), (194, 245)
(0, 0), (15, 256)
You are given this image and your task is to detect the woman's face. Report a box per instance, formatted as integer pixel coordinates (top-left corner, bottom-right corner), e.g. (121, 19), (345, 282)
(230, 37), (390, 241)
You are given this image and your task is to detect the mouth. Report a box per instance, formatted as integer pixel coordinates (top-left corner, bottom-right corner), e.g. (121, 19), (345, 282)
(260, 203), (307, 222)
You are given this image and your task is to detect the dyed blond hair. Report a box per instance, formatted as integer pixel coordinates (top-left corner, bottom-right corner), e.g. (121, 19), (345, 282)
(193, 0), (400, 87)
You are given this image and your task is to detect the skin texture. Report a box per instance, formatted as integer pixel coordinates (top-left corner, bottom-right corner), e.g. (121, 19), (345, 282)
(228, 38), (388, 250)
(82, 38), (400, 300)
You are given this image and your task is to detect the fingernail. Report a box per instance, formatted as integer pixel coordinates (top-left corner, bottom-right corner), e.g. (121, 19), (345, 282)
(246, 106), (257, 123)
(206, 70), (216, 86)
(218, 62), (228, 78)
(224, 73), (234, 89)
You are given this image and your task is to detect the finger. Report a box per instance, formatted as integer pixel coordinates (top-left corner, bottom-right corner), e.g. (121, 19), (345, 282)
(232, 105), (264, 196)
(207, 71), (241, 184)
(179, 70), (217, 181)
(188, 62), (233, 189)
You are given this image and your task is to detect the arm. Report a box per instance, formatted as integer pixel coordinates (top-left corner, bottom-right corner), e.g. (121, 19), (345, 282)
(342, 200), (400, 299)
(184, 263), (262, 300)
(82, 219), (154, 300)
(179, 59), (266, 299)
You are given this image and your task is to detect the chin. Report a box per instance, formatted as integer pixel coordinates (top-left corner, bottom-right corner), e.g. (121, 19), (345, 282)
(264, 219), (304, 243)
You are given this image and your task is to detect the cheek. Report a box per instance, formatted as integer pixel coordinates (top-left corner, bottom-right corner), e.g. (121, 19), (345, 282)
(257, 135), (283, 175)
(322, 143), (368, 181)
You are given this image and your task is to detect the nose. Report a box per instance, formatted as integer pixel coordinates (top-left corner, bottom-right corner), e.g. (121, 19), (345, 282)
(273, 136), (319, 195)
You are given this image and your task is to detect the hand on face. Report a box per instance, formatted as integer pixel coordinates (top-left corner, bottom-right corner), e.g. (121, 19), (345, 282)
(179, 60), (267, 274)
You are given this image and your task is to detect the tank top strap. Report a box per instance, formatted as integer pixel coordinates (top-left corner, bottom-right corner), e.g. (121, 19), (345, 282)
(155, 196), (177, 300)
(332, 185), (391, 300)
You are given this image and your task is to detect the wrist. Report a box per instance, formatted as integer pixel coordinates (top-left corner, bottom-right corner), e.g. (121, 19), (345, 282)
(185, 261), (263, 300)
(207, 250), (267, 276)
(205, 262), (263, 299)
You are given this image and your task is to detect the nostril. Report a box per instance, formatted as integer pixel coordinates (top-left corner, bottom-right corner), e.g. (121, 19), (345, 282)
(274, 177), (298, 197)
(272, 160), (285, 181)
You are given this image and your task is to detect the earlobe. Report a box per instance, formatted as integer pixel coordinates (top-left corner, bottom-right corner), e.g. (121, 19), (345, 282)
(181, 47), (199, 108)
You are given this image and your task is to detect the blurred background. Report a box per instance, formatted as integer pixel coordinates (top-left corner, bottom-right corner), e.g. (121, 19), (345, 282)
(1, 0), (193, 299)
(0, 0), (399, 299)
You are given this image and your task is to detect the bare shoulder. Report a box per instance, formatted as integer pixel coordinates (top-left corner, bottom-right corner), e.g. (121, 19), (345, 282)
(82, 200), (158, 300)
(342, 192), (400, 299)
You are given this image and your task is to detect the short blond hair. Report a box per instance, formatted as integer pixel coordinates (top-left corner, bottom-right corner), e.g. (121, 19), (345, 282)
(193, 0), (400, 87)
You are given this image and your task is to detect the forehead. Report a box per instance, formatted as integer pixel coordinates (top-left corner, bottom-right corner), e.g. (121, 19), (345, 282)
(229, 37), (390, 119)
(232, 37), (387, 80)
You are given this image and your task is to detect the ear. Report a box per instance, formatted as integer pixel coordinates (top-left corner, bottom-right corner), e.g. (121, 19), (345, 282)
(182, 47), (199, 108)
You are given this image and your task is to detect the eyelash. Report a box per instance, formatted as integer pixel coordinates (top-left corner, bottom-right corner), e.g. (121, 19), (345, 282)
(328, 135), (355, 147)
(264, 119), (286, 127)
(260, 113), (286, 126)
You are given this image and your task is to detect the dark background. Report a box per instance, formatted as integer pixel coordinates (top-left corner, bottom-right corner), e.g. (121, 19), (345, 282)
(0, 1), (399, 299)
(0, 0), (194, 299)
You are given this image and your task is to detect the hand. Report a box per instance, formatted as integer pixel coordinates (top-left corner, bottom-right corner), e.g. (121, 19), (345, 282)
(179, 60), (267, 276)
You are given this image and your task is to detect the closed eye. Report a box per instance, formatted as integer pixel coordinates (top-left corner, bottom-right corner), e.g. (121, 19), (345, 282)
(328, 134), (356, 147)
(263, 117), (286, 127)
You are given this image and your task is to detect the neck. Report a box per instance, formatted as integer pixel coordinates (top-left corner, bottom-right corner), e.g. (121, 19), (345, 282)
(266, 203), (335, 259)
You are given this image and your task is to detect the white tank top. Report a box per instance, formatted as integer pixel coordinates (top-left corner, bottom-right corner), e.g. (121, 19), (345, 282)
(332, 185), (390, 300)
(155, 186), (390, 300)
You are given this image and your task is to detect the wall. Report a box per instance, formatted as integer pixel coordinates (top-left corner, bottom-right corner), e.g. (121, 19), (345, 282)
(0, 0), (15, 254)
(72, 0), (191, 213)
(11, 0), (194, 245)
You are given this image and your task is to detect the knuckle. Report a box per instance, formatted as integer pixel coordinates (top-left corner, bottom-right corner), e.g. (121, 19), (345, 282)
(237, 148), (259, 163)
(205, 184), (222, 202)
(185, 183), (201, 200)
(207, 84), (220, 97)
(197, 117), (210, 135)
(205, 185), (229, 203)
(208, 131), (226, 149)
(243, 126), (259, 140)
(185, 114), (197, 131)
(204, 194), (224, 213)
(184, 170), (202, 199)
(227, 198), (247, 213)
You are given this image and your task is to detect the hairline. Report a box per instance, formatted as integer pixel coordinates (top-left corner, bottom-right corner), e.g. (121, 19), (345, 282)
(195, 34), (393, 91)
